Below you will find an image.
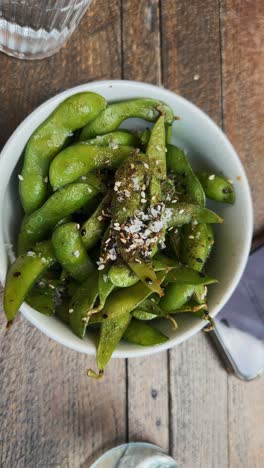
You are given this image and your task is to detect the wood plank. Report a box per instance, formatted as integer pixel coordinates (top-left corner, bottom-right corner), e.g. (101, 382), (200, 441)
(228, 376), (264, 468)
(161, 1), (228, 466)
(0, 2), (127, 466)
(220, 0), (264, 234)
(122, 0), (169, 451)
(221, 2), (264, 467)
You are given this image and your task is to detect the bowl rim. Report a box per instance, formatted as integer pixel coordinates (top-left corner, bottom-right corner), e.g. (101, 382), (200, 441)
(0, 79), (253, 358)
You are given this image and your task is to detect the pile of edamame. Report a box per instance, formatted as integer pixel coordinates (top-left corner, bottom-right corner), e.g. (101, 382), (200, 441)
(3, 92), (235, 378)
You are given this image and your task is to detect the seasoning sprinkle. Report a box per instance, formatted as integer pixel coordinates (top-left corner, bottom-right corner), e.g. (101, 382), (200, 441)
(208, 174), (215, 180)
(18, 174), (24, 181)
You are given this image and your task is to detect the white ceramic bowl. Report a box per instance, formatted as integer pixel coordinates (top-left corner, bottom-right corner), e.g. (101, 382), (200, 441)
(0, 80), (253, 358)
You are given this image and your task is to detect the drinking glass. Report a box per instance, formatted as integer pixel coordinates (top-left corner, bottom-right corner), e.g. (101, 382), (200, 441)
(91, 442), (179, 468)
(0, 0), (93, 60)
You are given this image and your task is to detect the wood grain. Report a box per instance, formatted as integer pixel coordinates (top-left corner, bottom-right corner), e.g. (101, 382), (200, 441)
(221, 2), (264, 467)
(0, 2), (127, 467)
(161, 1), (229, 466)
(122, 0), (169, 451)
(220, 0), (264, 234)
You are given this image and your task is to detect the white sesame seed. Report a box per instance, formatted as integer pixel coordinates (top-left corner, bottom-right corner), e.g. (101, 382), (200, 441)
(171, 200), (177, 203)
(130, 163), (135, 169)
(123, 207), (127, 212)
(141, 199), (147, 203)
(208, 174), (215, 180)
(114, 186), (118, 192)
(114, 222), (120, 227)
(228, 179), (234, 184)
(120, 238), (127, 244)
(144, 163), (149, 169)
(73, 250), (80, 257)
(69, 308), (74, 313)
(44, 176), (48, 183)
(49, 284), (55, 289)
(135, 258), (141, 263)
(155, 160), (160, 165)
(193, 74), (200, 81)
(98, 264), (105, 270)
(114, 226), (121, 231)
(179, 209), (184, 214)
(115, 181), (122, 187)
(76, 223), (80, 229)
(140, 191), (145, 198)
(188, 235), (195, 239)
(18, 174), (24, 181)
(27, 251), (35, 256)
(81, 176), (87, 180)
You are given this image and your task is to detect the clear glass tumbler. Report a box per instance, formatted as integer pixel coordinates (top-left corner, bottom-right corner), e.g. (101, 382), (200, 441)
(0, 0), (93, 60)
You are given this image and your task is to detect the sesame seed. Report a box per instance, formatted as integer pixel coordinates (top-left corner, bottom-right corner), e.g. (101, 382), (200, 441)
(228, 179), (234, 184)
(144, 163), (149, 169)
(114, 186), (119, 192)
(141, 191), (145, 198)
(179, 209), (184, 214)
(44, 176), (48, 183)
(114, 226), (121, 231)
(76, 223), (80, 230)
(81, 176), (87, 180)
(193, 74), (200, 80)
(27, 251), (35, 256)
(120, 238), (127, 244)
(73, 250), (80, 257)
(49, 284), (55, 289)
(208, 174), (215, 180)
(141, 199), (147, 203)
(130, 163), (135, 169)
(123, 207), (127, 212)
(155, 160), (160, 165)
(188, 235), (195, 239)
(98, 264), (105, 270)
(135, 259), (141, 263)
(18, 174), (24, 181)
(69, 308), (74, 313)
(171, 200), (177, 203)
(115, 181), (122, 187)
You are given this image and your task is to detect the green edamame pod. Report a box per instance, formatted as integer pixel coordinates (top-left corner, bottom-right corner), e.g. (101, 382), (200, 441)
(139, 128), (150, 150)
(69, 271), (99, 338)
(4, 241), (56, 322)
(159, 283), (195, 312)
(52, 222), (94, 282)
(49, 144), (134, 190)
(166, 203), (223, 227)
(146, 115), (166, 179)
(96, 314), (131, 371)
(80, 130), (139, 147)
(80, 98), (174, 140)
(167, 145), (205, 207)
(26, 282), (59, 316)
(123, 319), (168, 346)
(196, 172), (235, 204)
(132, 310), (157, 320)
(181, 223), (210, 272)
(108, 263), (138, 287)
(18, 182), (99, 254)
(193, 285), (207, 304)
(96, 271), (166, 322)
(81, 192), (112, 251)
(20, 92), (107, 214)
(164, 267), (217, 285)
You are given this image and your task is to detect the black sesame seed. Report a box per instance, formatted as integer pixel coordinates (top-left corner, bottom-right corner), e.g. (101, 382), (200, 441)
(81, 228), (86, 236)
(13, 271), (21, 277)
(199, 272), (205, 278)
(102, 314), (108, 319)
(196, 258), (203, 263)
(223, 187), (232, 194)
(145, 277), (153, 285)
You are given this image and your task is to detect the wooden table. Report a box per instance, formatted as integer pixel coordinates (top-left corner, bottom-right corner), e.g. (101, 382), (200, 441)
(0, 1), (263, 467)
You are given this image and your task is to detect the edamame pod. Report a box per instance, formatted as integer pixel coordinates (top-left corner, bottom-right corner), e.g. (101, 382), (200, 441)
(146, 115), (166, 179)
(80, 130), (139, 147)
(80, 98), (174, 140)
(81, 192), (112, 251)
(20, 92), (107, 214)
(108, 263), (139, 287)
(49, 144), (134, 190)
(18, 182), (99, 254)
(52, 222), (94, 282)
(4, 241), (56, 322)
(96, 314), (131, 371)
(167, 144), (205, 207)
(166, 203), (223, 227)
(69, 271), (99, 338)
(196, 172), (235, 204)
(159, 283), (195, 312)
(26, 282), (60, 316)
(181, 223), (210, 271)
(123, 319), (168, 346)
(96, 271), (166, 322)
